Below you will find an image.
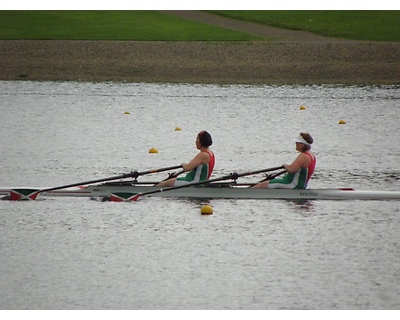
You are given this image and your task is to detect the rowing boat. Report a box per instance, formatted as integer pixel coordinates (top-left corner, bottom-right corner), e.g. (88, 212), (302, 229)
(1, 182), (400, 201)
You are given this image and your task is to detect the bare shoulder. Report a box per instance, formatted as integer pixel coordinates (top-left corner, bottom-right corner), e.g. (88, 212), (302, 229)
(200, 149), (212, 162)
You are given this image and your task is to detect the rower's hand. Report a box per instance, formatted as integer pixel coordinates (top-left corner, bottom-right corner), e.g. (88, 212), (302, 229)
(167, 172), (178, 179)
(230, 172), (239, 180)
(130, 170), (139, 178)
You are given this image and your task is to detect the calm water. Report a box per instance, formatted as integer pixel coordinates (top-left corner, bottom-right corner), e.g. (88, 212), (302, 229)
(1, 81), (399, 309)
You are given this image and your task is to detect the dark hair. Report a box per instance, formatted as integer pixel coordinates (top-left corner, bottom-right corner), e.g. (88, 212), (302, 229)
(198, 130), (213, 147)
(300, 132), (313, 151)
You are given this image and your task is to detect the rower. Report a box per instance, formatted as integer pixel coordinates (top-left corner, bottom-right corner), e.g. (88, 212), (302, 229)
(252, 132), (316, 189)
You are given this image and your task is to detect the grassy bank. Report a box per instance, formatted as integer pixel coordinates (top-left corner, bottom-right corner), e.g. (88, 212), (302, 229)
(1, 11), (399, 85)
(0, 11), (260, 40)
(1, 10), (399, 41)
(210, 11), (400, 42)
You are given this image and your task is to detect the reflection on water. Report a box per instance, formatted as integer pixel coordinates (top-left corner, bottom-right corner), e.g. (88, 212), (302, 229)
(287, 199), (316, 214)
(0, 81), (399, 309)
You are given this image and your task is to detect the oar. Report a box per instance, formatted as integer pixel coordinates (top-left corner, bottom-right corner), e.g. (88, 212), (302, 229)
(129, 165), (183, 179)
(159, 169), (186, 182)
(257, 169), (287, 183)
(9, 164), (183, 201)
(129, 165), (284, 201)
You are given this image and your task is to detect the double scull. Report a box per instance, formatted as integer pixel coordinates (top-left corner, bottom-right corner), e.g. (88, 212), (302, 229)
(1, 182), (400, 201)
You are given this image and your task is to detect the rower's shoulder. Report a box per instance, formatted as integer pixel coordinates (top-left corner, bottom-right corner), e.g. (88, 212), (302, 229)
(201, 148), (214, 155)
(306, 151), (316, 159)
(200, 149), (214, 161)
(302, 151), (316, 164)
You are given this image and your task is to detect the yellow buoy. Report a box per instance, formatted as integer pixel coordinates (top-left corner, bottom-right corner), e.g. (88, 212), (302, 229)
(339, 119), (346, 124)
(299, 105), (306, 110)
(124, 111), (130, 115)
(175, 127), (182, 131)
(201, 205), (213, 215)
(149, 147), (158, 154)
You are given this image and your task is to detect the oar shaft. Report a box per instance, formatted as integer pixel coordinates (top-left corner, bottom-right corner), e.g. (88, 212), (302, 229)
(40, 173), (134, 193)
(132, 165), (284, 200)
(131, 165), (183, 178)
(252, 169), (287, 184)
(235, 166), (284, 178)
(133, 174), (234, 200)
(159, 169), (185, 182)
(41, 165), (183, 193)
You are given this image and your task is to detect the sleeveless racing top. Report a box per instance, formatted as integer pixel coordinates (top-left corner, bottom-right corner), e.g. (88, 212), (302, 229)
(177, 150), (215, 182)
(269, 151), (316, 189)
(304, 152), (316, 183)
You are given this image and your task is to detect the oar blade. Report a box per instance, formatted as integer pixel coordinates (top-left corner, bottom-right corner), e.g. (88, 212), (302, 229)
(130, 193), (142, 201)
(9, 189), (40, 201)
(108, 192), (141, 202)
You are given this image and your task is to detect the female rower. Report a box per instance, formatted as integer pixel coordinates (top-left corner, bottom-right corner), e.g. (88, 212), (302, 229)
(156, 130), (215, 187)
(252, 132), (316, 189)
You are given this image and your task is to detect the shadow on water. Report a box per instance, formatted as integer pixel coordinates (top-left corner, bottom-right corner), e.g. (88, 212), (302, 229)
(285, 199), (316, 215)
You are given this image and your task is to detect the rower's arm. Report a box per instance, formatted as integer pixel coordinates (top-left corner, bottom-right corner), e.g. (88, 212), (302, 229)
(283, 154), (307, 173)
(182, 152), (209, 172)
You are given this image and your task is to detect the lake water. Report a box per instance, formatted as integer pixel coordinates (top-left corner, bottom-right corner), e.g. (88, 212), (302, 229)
(0, 81), (399, 310)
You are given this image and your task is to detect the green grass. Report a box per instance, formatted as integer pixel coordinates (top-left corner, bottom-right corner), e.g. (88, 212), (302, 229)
(0, 11), (261, 40)
(209, 11), (400, 42)
(0, 10), (399, 41)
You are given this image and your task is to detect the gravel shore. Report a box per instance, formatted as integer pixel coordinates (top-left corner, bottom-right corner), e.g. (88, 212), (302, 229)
(1, 11), (399, 85)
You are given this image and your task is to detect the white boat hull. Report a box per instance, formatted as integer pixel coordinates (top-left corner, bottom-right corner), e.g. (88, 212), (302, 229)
(2, 184), (400, 200)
